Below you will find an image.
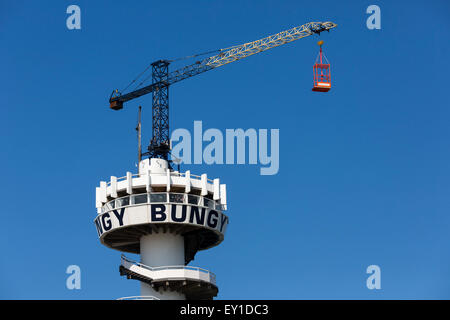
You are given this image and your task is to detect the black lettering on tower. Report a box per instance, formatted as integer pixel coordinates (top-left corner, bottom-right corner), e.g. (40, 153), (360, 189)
(207, 210), (219, 228)
(94, 217), (103, 236)
(171, 204), (187, 222)
(102, 213), (112, 231)
(189, 206), (206, 225)
(151, 204), (167, 222)
(219, 214), (228, 232)
(112, 208), (125, 226)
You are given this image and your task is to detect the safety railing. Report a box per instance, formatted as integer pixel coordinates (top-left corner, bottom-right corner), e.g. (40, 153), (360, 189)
(101, 192), (224, 213)
(121, 255), (216, 285)
(106, 172), (215, 188)
(117, 296), (160, 300)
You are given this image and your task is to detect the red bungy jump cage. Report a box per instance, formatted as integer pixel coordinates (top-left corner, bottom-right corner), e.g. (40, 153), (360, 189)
(312, 40), (331, 92)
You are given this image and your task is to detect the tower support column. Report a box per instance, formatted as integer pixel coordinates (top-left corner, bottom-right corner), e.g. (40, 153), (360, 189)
(139, 232), (186, 299)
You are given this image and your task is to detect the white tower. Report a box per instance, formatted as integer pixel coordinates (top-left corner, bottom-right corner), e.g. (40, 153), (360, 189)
(95, 158), (229, 300)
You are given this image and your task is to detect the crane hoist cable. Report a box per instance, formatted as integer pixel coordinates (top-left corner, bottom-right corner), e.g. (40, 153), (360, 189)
(128, 47), (231, 92)
(123, 48), (226, 93)
(120, 63), (153, 94)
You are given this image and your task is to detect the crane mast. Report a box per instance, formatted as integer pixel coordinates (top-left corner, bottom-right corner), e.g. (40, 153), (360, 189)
(109, 21), (337, 160)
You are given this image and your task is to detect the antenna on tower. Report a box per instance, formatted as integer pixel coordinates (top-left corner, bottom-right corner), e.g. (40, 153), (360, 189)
(136, 106), (142, 163)
(170, 152), (182, 172)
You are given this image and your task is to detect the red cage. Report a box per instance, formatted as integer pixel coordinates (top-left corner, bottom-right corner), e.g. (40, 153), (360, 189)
(312, 42), (331, 92)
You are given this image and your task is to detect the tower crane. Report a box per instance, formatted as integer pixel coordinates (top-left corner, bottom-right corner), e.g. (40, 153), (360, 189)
(108, 21), (337, 161)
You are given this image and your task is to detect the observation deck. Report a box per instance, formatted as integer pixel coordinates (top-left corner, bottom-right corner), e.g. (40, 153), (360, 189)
(95, 158), (229, 264)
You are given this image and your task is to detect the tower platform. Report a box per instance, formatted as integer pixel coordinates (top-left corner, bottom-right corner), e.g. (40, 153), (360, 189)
(119, 255), (218, 299)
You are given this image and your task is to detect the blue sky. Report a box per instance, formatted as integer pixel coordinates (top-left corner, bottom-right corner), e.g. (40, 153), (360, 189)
(1, 0), (450, 299)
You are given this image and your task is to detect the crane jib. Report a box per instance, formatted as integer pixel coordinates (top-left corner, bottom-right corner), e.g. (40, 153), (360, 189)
(109, 21), (337, 111)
